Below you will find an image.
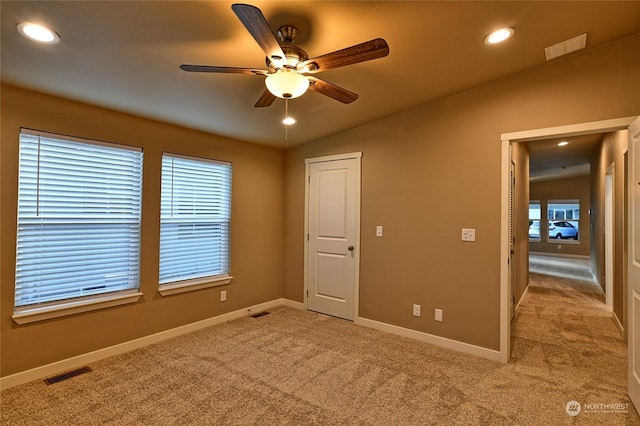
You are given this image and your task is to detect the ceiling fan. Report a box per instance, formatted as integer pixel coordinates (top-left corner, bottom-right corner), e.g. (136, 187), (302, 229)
(180, 3), (390, 108)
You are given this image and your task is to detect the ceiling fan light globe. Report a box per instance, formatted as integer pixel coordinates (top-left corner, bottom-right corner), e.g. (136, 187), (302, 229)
(265, 70), (309, 99)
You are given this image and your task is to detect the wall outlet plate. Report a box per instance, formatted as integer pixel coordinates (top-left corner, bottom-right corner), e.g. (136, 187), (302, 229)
(435, 308), (443, 322)
(412, 304), (421, 317)
(462, 228), (476, 242)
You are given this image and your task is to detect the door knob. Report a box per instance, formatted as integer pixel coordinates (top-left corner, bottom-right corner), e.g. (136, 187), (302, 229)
(348, 245), (354, 251)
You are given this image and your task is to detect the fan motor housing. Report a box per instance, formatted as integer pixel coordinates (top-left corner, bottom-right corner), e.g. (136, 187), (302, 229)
(266, 44), (309, 70)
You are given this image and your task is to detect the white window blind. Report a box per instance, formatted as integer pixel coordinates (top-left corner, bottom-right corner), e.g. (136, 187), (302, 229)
(15, 129), (143, 308)
(159, 154), (232, 285)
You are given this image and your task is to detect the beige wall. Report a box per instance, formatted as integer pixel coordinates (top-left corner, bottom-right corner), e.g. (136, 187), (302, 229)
(0, 85), (285, 377)
(529, 175), (591, 257)
(590, 130), (628, 331)
(284, 34), (640, 351)
(2, 34), (640, 378)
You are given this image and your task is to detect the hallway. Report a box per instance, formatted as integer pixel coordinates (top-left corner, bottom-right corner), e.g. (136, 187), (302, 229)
(509, 254), (634, 422)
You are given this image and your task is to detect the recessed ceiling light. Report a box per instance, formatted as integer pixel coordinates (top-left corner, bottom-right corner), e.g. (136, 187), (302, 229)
(484, 27), (514, 45)
(17, 22), (60, 44)
(282, 117), (296, 126)
(557, 141), (569, 147)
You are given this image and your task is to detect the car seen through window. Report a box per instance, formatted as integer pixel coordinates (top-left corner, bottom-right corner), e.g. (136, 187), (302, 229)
(548, 221), (579, 240)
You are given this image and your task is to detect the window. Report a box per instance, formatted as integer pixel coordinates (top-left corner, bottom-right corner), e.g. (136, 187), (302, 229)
(528, 200), (541, 242)
(14, 129), (143, 322)
(159, 153), (232, 294)
(547, 199), (580, 242)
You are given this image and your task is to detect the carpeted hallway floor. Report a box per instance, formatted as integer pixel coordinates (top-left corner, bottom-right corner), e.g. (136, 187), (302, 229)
(1, 256), (637, 425)
(529, 252), (593, 282)
(510, 255), (635, 424)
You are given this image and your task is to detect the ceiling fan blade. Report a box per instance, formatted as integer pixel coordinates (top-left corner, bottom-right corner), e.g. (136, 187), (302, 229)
(300, 38), (389, 73)
(180, 64), (267, 75)
(254, 89), (277, 108)
(308, 76), (359, 104)
(231, 3), (286, 68)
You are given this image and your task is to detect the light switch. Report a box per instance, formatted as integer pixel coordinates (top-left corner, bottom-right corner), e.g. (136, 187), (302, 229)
(376, 226), (383, 237)
(461, 228), (476, 242)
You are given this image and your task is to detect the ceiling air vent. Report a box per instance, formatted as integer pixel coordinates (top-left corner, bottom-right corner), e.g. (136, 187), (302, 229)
(545, 33), (587, 61)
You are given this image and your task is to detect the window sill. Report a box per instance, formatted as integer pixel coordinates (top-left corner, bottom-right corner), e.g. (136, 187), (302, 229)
(158, 275), (233, 296)
(12, 292), (143, 325)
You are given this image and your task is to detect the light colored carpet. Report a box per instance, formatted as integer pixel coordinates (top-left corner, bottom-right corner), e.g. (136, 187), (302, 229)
(529, 252), (593, 282)
(1, 270), (637, 424)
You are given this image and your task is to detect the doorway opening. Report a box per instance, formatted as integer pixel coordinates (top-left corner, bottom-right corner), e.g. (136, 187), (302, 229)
(499, 116), (636, 363)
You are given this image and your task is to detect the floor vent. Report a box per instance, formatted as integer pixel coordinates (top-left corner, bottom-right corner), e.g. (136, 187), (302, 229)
(250, 311), (271, 318)
(43, 366), (92, 385)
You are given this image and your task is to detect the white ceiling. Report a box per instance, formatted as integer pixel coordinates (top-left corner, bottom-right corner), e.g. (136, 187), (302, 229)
(2, 1), (640, 148)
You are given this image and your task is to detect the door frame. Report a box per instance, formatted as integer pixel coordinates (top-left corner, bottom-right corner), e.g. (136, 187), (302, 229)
(304, 152), (362, 318)
(605, 163), (615, 309)
(509, 160), (516, 320)
(499, 116), (637, 363)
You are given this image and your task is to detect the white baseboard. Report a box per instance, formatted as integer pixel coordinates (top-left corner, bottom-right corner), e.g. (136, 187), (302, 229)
(514, 285), (530, 319)
(355, 316), (502, 363)
(281, 299), (305, 310)
(613, 311), (624, 337)
(529, 252), (590, 260)
(0, 298), (288, 390)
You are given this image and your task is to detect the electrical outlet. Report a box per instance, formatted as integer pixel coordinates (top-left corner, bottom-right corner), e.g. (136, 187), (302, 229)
(413, 304), (421, 317)
(376, 225), (383, 237)
(461, 228), (476, 242)
(435, 308), (443, 322)
(220, 290), (227, 302)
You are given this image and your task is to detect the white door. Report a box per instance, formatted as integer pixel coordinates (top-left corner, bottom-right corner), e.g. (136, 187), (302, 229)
(628, 116), (640, 412)
(306, 154), (360, 320)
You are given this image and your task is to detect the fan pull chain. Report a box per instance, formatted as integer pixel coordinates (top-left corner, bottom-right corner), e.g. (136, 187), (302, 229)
(284, 99), (289, 144)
